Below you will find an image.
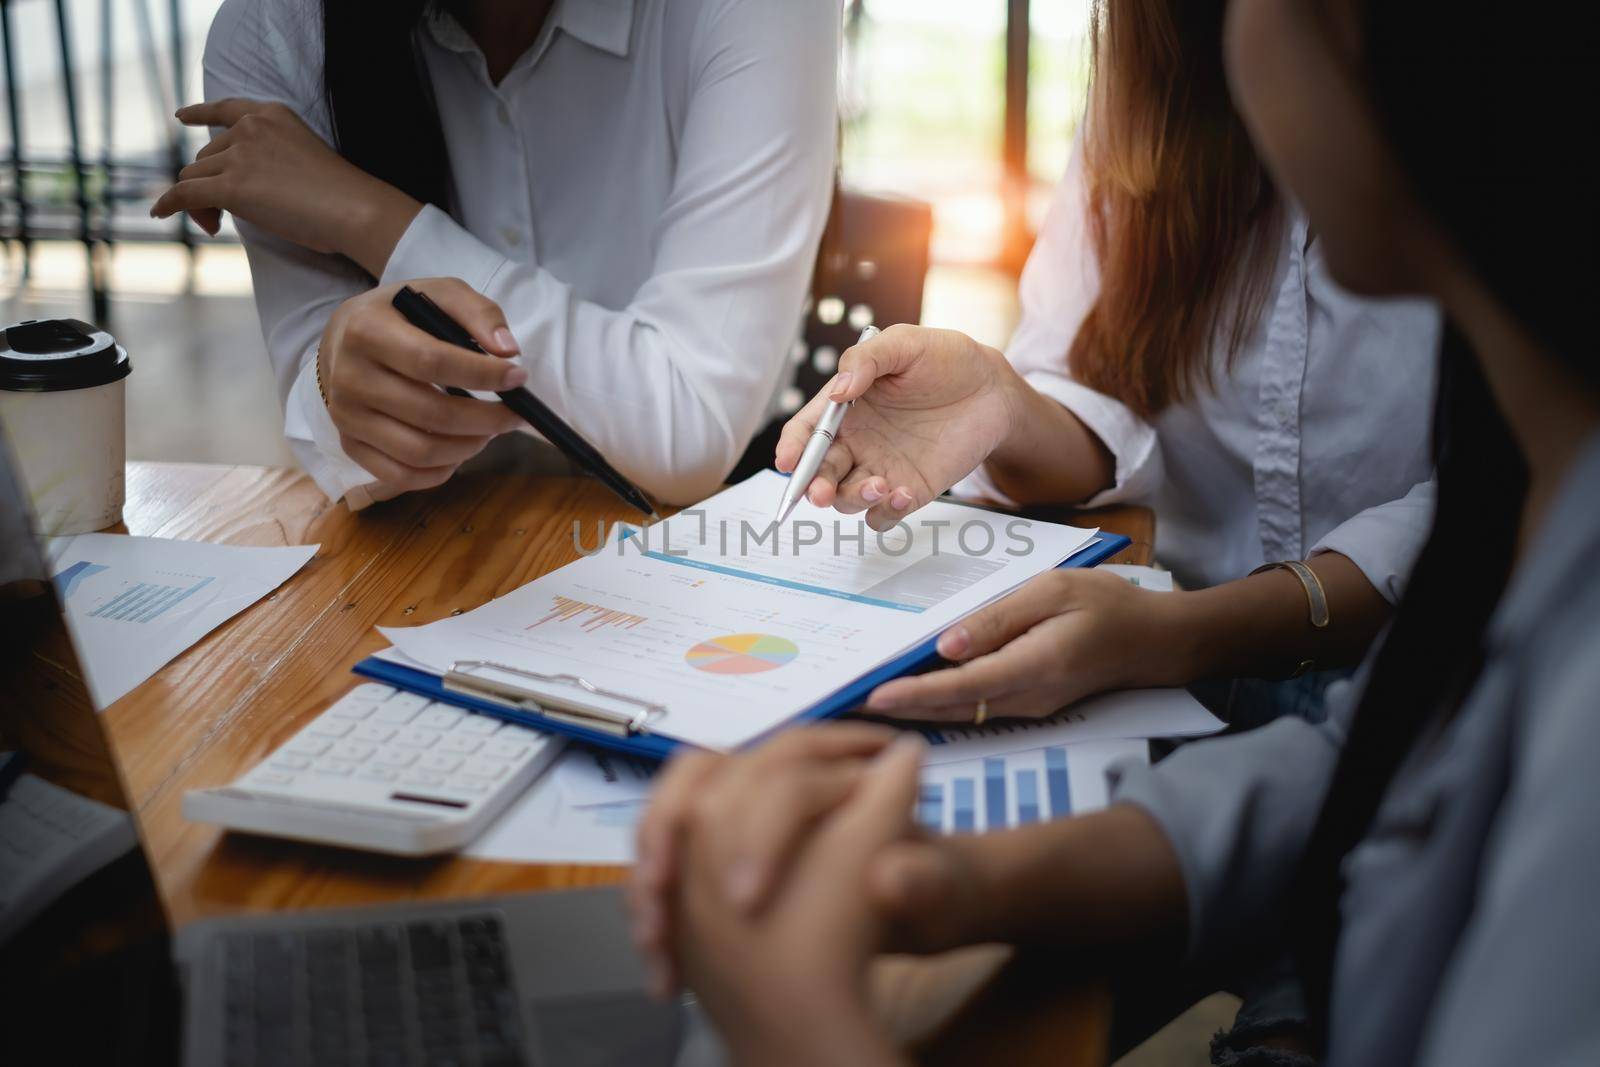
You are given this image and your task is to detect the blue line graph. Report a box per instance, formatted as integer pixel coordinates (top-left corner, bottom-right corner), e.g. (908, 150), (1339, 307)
(639, 550), (924, 613)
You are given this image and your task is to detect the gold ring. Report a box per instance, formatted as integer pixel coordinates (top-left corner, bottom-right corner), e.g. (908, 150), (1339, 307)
(974, 698), (988, 726)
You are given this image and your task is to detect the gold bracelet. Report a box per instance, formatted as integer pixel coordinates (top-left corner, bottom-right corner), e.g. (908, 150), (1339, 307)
(314, 347), (330, 407)
(1250, 560), (1330, 629)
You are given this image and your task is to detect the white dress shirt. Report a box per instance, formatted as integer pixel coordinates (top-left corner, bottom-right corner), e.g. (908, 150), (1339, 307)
(204, 0), (838, 505)
(964, 136), (1441, 598)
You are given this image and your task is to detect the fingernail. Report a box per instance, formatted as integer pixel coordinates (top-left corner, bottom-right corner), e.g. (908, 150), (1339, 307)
(937, 625), (970, 659)
(861, 481), (884, 503)
(889, 488), (914, 510)
(492, 327), (518, 353)
(726, 860), (761, 908)
(829, 372), (854, 400)
(866, 687), (899, 711)
(501, 364), (528, 389)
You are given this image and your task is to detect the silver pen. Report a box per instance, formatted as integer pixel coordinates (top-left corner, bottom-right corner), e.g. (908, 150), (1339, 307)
(773, 325), (879, 525)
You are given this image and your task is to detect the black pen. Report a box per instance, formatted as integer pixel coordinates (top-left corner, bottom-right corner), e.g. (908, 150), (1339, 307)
(391, 286), (659, 520)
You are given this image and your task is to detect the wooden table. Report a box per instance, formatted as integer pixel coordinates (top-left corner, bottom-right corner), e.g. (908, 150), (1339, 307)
(101, 461), (1152, 1060)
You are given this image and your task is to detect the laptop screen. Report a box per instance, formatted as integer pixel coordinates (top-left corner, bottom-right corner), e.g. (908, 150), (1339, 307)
(0, 424), (179, 1062)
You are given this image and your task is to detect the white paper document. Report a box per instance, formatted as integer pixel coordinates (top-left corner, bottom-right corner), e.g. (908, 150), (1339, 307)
(551, 688), (1220, 809)
(47, 534), (318, 708)
(554, 746), (660, 808)
(470, 734), (1149, 866)
(916, 738), (1147, 835)
(918, 688), (1222, 765)
(383, 471), (1097, 751)
(464, 759), (643, 865)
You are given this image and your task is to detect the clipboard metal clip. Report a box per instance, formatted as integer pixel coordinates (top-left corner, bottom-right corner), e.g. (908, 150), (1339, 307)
(443, 659), (666, 739)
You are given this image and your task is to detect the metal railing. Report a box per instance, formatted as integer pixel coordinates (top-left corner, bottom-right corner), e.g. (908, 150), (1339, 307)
(1, 0), (204, 321)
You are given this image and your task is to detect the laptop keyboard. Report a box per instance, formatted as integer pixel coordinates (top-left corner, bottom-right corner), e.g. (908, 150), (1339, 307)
(220, 914), (526, 1067)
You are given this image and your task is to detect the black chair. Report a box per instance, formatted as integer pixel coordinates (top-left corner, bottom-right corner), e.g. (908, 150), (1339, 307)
(728, 187), (933, 483)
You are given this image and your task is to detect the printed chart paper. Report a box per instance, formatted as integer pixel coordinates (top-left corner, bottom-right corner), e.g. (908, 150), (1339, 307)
(916, 739), (1146, 834)
(549, 688), (1217, 809)
(467, 735), (1149, 866)
(918, 687), (1222, 764)
(382, 471), (1097, 750)
(47, 534), (318, 708)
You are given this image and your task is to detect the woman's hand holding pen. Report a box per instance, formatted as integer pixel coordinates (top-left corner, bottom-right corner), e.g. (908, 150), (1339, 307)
(151, 98), (421, 278)
(776, 325), (1025, 531)
(319, 279), (527, 493)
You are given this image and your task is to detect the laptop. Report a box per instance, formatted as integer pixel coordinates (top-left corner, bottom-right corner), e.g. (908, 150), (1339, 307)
(0, 429), (692, 1066)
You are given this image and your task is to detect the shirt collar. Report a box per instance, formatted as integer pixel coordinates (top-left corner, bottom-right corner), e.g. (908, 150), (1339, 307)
(424, 1), (635, 60)
(559, 0), (635, 57)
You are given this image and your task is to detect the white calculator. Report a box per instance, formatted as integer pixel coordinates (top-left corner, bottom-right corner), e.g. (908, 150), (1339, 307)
(183, 683), (563, 856)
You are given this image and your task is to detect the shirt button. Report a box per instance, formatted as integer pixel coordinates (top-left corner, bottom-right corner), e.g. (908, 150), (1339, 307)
(502, 227), (522, 246)
(496, 101), (511, 124)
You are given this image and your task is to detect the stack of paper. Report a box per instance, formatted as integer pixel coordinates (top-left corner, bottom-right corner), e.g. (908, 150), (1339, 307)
(380, 471), (1101, 751)
(461, 687), (1223, 865)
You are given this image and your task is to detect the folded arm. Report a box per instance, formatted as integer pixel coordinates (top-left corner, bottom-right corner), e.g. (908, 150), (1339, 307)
(194, 0), (837, 505)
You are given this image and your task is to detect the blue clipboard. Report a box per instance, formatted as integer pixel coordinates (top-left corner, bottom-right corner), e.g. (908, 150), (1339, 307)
(353, 531), (1132, 761)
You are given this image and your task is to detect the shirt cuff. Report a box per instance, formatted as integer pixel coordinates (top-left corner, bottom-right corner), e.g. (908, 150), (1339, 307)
(380, 203), (509, 292)
(283, 348), (379, 503)
(1308, 480), (1437, 603)
(952, 375), (1163, 508)
(950, 466), (1018, 508)
(1020, 371), (1163, 508)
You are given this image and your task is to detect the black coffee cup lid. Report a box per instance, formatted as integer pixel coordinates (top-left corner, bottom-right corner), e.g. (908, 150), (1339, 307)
(0, 319), (131, 393)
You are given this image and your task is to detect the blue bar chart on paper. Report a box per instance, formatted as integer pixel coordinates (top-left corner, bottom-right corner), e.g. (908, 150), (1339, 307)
(917, 738), (1147, 835)
(45, 532), (318, 708)
(55, 559), (220, 624)
(88, 574), (216, 623)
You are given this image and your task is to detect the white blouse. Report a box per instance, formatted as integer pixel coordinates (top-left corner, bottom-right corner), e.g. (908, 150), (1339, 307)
(964, 136), (1441, 598)
(203, 0), (838, 505)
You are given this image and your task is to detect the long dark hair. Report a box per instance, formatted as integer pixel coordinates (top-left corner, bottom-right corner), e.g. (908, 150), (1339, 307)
(1292, 0), (1596, 1046)
(321, 1), (451, 211)
(1069, 0), (1280, 418)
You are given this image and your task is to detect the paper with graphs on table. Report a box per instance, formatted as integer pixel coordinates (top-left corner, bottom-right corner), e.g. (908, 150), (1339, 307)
(46, 533), (317, 708)
(918, 687), (1222, 764)
(469, 734), (1153, 865)
(551, 687), (1220, 808)
(381, 471), (1097, 751)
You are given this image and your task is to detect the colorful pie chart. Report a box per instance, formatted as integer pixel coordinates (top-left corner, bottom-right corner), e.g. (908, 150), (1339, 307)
(685, 633), (799, 675)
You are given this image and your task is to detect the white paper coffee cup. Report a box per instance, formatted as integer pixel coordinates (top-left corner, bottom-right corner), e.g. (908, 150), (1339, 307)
(0, 319), (131, 535)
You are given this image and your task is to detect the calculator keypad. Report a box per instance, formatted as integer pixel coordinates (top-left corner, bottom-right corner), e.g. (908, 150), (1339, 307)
(242, 685), (550, 810)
